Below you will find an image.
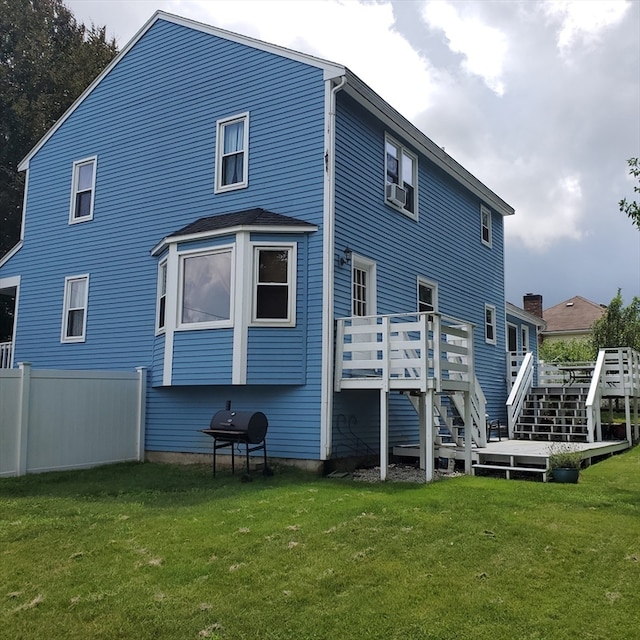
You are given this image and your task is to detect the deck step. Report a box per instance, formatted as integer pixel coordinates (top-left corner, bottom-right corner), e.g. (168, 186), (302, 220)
(472, 463), (548, 481)
(473, 463), (547, 473)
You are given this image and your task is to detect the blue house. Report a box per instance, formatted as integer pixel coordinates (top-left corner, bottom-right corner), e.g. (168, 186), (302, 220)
(0, 12), (523, 479)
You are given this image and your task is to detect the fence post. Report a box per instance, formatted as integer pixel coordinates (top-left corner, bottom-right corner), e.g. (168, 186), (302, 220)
(136, 367), (147, 462)
(16, 362), (32, 476)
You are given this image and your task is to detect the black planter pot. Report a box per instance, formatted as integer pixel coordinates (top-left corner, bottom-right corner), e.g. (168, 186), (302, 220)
(552, 467), (579, 483)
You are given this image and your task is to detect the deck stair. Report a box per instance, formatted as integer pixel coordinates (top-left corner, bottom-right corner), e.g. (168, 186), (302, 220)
(513, 385), (590, 443)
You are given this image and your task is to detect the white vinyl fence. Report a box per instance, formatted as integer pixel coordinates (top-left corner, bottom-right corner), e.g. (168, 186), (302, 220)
(0, 363), (146, 477)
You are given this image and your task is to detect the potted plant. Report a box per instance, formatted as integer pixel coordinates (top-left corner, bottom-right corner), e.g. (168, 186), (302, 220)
(548, 443), (582, 483)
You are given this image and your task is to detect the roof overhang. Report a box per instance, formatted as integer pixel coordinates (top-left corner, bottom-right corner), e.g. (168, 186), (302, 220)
(506, 302), (546, 329)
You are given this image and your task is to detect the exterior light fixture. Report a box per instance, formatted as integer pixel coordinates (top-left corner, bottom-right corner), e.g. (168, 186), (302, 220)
(339, 246), (352, 266)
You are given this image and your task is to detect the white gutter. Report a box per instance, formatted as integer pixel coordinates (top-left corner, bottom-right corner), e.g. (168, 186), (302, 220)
(320, 75), (347, 460)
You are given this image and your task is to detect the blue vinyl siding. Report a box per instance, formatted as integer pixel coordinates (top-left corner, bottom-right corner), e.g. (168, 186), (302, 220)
(332, 94), (507, 424)
(146, 385), (321, 460)
(0, 18), (327, 461)
(171, 329), (233, 384)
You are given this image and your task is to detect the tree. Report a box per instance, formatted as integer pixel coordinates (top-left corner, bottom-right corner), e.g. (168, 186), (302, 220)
(539, 338), (596, 363)
(591, 290), (640, 352)
(619, 157), (640, 230)
(0, 0), (118, 257)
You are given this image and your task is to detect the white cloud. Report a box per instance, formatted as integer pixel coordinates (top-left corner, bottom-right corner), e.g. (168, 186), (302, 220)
(173, 0), (437, 120)
(541, 0), (631, 54)
(504, 166), (586, 251)
(421, 0), (509, 96)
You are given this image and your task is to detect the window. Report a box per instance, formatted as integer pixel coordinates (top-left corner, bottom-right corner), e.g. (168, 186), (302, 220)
(417, 277), (437, 313)
(179, 248), (233, 328)
(62, 275), (89, 342)
(507, 323), (517, 352)
(69, 157), (97, 223)
(385, 136), (417, 217)
(352, 256), (376, 317)
(215, 113), (249, 192)
(485, 304), (496, 345)
(521, 325), (529, 353)
(156, 260), (167, 332)
(481, 205), (492, 247)
(252, 246), (295, 325)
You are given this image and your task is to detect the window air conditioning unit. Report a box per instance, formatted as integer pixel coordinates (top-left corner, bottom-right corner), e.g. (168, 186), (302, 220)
(386, 182), (407, 207)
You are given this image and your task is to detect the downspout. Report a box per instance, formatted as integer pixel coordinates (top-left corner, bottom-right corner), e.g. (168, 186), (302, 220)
(320, 74), (347, 460)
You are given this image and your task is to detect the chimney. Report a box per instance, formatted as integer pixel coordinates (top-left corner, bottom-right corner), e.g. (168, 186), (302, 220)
(523, 293), (543, 318)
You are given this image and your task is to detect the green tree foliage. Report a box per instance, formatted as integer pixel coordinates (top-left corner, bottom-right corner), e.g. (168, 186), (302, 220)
(539, 338), (596, 363)
(591, 289), (640, 352)
(0, 0), (118, 257)
(619, 157), (640, 230)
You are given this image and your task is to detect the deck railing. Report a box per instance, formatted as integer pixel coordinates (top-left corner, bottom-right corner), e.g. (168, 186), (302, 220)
(335, 312), (474, 393)
(509, 347), (640, 443)
(0, 342), (13, 369)
(506, 351), (534, 437)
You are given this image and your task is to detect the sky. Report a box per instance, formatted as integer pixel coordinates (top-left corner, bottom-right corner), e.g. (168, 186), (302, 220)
(65, 0), (640, 310)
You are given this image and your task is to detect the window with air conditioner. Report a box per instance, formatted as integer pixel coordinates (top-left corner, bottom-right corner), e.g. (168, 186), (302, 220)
(385, 135), (417, 218)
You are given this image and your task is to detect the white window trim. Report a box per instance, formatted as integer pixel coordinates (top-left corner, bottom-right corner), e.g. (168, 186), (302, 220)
(481, 204), (492, 248)
(61, 274), (89, 343)
(155, 259), (167, 335)
(384, 134), (418, 220)
(250, 243), (297, 327)
(485, 303), (497, 345)
(521, 325), (530, 354)
(177, 245), (235, 330)
(215, 112), (249, 193)
(417, 276), (438, 314)
(351, 254), (377, 317)
(69, 156), (97, 224)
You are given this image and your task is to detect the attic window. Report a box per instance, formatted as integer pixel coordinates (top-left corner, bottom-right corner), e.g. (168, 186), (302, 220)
(69, 157), (97, 223)
(215, 112), (249, 192)
(566, 302), (574, 307)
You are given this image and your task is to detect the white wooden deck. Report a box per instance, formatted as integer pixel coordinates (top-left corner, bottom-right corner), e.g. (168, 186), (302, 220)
(393, 438), (630, 480)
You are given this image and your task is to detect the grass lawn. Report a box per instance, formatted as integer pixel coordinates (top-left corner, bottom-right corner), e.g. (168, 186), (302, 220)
(2, 448), (640, 640)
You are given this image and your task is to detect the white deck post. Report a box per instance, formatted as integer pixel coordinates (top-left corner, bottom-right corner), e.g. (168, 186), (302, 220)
(380, 389), (389, 481)
(418, 393), (426, 471)
(425, 389), (434, 482)
(464, 389), (473, 474)
(625, 394), (632, 443)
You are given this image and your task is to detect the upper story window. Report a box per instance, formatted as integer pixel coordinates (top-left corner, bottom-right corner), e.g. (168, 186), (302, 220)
(385, 135), (417, 218)
(215, 113), (249, 192)
(61, 275), (89, 342)
(481, 205), (492, 247)
(156, 260), (167, 333)
(485, 303), (497, 345)
(69, 157), (97, 223)
(179, 247), (233, 328)
(252, 245), (295, 325)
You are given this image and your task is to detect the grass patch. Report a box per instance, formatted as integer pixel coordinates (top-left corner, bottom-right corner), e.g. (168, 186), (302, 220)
(2, 452), (640, 639)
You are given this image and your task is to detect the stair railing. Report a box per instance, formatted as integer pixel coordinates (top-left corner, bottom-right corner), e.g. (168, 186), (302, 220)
(585, 349), (607, 442)
(506, 351), (534, 437)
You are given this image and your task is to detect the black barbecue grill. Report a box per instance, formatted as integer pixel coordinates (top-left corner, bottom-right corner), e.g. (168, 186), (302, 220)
(200, 407), (271, 479)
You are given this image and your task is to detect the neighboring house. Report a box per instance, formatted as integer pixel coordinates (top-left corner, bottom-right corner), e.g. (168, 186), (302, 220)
(540, 295), (605, 344)
(0, 11), (516, 471)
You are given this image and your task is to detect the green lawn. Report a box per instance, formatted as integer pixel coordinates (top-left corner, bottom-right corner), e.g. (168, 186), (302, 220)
(1, 448), (639, 640)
